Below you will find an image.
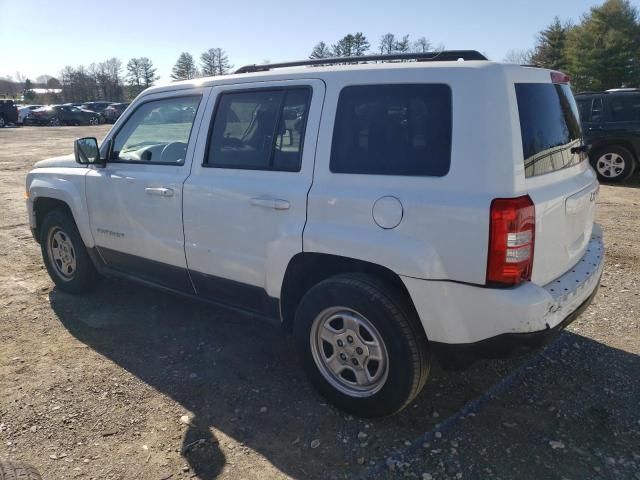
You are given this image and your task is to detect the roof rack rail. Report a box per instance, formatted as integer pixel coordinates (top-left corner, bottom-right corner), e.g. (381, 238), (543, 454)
(234, 50), (488, 74)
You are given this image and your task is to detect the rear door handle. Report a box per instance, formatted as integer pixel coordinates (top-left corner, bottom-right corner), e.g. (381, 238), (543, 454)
(250, 197), (290, 210)
(145, 187), (174, 197)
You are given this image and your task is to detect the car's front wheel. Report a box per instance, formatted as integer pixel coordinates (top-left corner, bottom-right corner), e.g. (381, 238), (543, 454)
(88, 116), (99, 126)
(591, 146), (636, 183)
(40, 210), (101, 294)
(294, 273), (430, 417)
(0, 115), (6, 128)
(49, 116), (61, 127)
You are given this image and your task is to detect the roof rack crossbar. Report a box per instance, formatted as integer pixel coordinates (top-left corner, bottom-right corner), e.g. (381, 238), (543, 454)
(234, 50), (487, 74)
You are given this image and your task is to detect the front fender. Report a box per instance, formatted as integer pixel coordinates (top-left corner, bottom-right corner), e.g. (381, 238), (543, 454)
(26, 169), (93, 248)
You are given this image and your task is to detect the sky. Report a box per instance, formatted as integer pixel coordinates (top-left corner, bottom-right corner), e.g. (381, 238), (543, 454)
(0, 0), (617, 84)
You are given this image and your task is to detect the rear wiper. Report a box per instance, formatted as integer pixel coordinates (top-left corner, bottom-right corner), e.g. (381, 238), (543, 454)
(570, 144), (591, 154)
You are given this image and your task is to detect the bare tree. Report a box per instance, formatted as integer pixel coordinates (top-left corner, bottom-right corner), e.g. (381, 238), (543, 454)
(379, 33), (396, 54)
(503, 49), (533, 64)
(412, 37), (432, 52)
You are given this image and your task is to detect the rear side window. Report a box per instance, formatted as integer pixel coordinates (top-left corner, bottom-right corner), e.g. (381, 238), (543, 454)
(206, 88), (311, 171)
(330, 84), (452, 176)
(609, 94), (640, 122)
(515, 83), (583, 177)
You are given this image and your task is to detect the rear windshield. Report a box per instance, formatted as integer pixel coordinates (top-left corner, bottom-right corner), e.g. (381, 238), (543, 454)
(515, 83), (583, 177)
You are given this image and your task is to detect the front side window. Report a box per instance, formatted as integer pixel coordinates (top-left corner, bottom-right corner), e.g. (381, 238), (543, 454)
(330, 84), (452, 176)
(591, 97), (604, 122)
(111, 96), (201, 164)
(577, 98), (591, 122)
(206, 88), (311, 171)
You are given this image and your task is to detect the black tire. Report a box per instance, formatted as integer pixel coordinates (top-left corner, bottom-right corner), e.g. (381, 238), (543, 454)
(0, 115), (6, 128)
(294, 273), (430, 417)
(40, 209), (101, 294)
(590, 145), (636, 183)
(0, 462), (42, 480)
(49, 116), (61, 127)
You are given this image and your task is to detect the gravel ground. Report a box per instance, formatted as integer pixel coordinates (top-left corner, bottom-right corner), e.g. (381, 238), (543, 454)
(0, 125), (638, 480)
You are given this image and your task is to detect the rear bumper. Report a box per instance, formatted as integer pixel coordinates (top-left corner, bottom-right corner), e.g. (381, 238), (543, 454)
(431, 281), (599, 367)
(402, 224), (604, 363)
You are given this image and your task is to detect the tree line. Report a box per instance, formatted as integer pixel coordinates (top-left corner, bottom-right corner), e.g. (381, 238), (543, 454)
(309, 32), (438, 59)
(4, 0), (636, 103)
(505, 0), (639, 91)
(169, 48), (232, 81)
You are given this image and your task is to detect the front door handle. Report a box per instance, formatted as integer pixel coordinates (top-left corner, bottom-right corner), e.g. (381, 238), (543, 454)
(250, 197), (290, 210)
(145, 187), (174, 197)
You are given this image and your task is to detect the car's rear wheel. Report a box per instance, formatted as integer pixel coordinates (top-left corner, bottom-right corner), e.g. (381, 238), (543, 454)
(89, 116), (99, 126)
(0, 115), (6, 128)
(294, 273), (430, 417)
(591, 146), (635, 183)
(49, 116), (61, 127)
(40, 210), (101, 294)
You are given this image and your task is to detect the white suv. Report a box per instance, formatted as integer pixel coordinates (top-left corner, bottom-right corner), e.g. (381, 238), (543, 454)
(25, 51), (604, 417)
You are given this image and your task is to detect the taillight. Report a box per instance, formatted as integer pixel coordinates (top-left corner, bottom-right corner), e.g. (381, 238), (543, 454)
(486, 195), (535, 287)
(550, 71), (570, 84)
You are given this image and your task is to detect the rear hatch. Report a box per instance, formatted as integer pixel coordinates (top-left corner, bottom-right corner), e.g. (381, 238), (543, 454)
(515, 78), (599, 286)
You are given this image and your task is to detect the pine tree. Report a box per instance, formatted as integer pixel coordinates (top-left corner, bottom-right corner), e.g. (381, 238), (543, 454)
(139, 57), (159, 87)
(566, 0), (640, 91)
(352, 32), (370, 56)
(309, 41), (332, 59)
(171, 52), (198, 81)
(395, 35), (410, 53)
(23, 78), (36, 102)
(333, 34), (355, 57)
(126, 58), (143, 96)
(529, 17), (571, 71)
(200, 48), (232, 77)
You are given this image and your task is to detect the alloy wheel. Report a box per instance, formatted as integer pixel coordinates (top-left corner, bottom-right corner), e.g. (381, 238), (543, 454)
(596, 152), (626, 179)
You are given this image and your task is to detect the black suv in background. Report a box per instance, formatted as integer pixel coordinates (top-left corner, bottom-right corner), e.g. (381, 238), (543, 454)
(576, 89), (640, 182)
(0, 99), (19, 127)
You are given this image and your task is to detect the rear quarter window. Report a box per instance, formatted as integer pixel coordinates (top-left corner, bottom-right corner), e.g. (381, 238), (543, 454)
(609, 94), (640, 122)
(515, 83), (584, 177)
(330, 84), (452, 176)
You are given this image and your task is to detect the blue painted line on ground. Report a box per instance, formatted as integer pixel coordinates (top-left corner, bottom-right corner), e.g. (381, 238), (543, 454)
(364, 334), (570, 478)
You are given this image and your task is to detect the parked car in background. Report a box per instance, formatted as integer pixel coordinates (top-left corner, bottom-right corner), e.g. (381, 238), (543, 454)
(576, 89), (640, 182)
(102, 102), (129, 123)
(25, 105), (100, 126)
(18, 105), (44, 125)
(0, 99), (19, 127)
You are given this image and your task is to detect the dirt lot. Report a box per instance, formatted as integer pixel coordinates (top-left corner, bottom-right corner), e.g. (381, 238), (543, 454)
(0, 125), (639, 480)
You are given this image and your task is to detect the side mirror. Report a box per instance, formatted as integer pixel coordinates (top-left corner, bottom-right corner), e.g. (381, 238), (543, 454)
(74, 137), (103, 165)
